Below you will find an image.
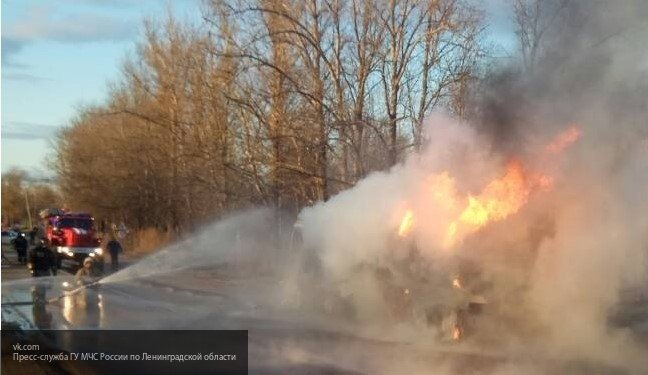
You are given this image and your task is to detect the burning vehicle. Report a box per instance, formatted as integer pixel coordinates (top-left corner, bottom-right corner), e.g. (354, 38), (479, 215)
(295, 125), (583, 343)
(316, 229), (492, 342)
(40, 209), (104, 272)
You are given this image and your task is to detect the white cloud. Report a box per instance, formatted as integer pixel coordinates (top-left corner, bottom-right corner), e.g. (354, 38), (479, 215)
(1, 121), (60, 140)
(5, 4), (138, 44)
(1, 37), (29, 67)
(1, 71), (52, 82)
(62, 0), (157, 8)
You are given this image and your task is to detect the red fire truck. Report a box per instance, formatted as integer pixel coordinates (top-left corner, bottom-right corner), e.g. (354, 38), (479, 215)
(40, 209), (104, 271)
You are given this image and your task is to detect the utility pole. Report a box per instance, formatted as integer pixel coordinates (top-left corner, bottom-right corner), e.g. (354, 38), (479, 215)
(24, 189), (33, 229)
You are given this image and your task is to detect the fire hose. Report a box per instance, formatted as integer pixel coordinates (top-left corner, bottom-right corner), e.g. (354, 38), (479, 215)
(1, 280), (102, 307)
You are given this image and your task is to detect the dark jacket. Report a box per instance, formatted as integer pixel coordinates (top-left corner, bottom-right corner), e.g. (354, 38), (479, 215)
(14, 236), (28, 251)
(106, 240), (122, 255)
(29, 245), (57, 276)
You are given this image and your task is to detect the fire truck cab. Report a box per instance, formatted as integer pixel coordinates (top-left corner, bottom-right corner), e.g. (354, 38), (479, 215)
(42, 210), (104, 271)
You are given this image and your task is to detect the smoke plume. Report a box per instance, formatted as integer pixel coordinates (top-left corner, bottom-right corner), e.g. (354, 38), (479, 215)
(296, 0), (648, 372)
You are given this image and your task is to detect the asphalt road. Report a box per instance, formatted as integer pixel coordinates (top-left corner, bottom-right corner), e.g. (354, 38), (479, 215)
(3, 243), (648, 374)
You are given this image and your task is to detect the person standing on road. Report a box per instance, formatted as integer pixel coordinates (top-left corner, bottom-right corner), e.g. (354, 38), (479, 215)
(29, 239), (57, 277)
(14, 233), (29, 265)
(106, 237), (123, 271)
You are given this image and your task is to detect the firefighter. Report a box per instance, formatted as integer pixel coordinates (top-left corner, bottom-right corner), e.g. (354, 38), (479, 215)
(75, 257), (100, 286)
(29, 239), (57, 277)
(106, 236), (123, 271)
(13, 232), (29, 265)
(29, 226), (38, 245)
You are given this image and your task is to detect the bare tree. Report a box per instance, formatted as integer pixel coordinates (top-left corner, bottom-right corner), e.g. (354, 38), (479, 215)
(54, 0), (486, 234)
(513, 0), (568, 72)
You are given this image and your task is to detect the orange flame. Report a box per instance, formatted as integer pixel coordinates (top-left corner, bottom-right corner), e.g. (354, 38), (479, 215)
(396, 126), (582, 248)
(545, 125), (582, 154)
(398, 210), (415, 237)
(445, 160), (552, 246)
(452, 326), (461, 340)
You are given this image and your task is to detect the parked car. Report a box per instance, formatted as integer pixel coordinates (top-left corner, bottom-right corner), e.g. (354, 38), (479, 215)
(1, 230), (18, 246)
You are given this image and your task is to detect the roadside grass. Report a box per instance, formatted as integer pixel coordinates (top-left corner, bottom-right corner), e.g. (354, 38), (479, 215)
(123, 228), (173, 258)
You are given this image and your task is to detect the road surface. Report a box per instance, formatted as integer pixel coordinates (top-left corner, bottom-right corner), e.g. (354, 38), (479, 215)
(3, 243), (648, 374)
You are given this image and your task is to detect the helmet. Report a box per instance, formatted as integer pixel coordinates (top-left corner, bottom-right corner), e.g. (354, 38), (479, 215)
(83, 257), (94, 265)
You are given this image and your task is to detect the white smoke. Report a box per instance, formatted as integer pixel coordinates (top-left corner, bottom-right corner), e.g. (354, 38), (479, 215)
(296, 105), (648, 372)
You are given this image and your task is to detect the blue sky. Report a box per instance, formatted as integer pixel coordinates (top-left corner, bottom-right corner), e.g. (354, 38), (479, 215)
(1, 0), (516, 177)
(1, 0), (202, 176)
